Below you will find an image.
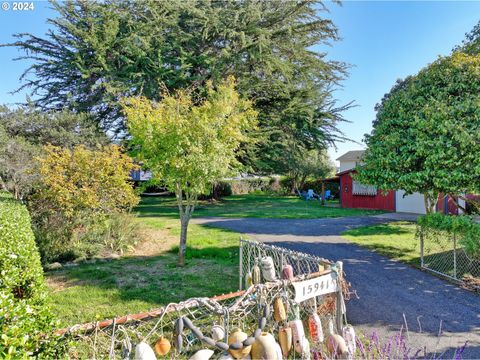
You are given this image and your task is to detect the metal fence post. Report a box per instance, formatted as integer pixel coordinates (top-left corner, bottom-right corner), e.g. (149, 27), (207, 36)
(453, 233), (457, 280)
(239, 237), (243, 290)
(420, 230), (424, 269)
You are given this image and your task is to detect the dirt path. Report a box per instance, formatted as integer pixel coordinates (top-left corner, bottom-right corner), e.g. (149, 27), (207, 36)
(193, 216), (480, 359)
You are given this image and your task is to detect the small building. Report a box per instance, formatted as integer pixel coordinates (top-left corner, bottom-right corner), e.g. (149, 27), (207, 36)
(336, 150), (465, 214)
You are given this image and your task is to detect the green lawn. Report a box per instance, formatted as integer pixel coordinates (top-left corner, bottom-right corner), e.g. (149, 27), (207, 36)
(47, 205), (241, 326)
(138, 193), (385, 219)
(342, 221), (420, 265)
(46, 194), (386, 326)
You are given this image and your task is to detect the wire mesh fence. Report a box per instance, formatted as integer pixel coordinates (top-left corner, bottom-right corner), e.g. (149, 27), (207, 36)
(58, 239), (353, 359)
(419, 227), (480, 289)
(239, 238), (333, 291)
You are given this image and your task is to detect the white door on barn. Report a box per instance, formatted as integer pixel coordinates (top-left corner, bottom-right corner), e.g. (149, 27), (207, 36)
(395, 190), (427, 214)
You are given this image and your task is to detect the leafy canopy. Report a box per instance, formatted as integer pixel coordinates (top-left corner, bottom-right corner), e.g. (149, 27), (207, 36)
(123, 77), (257, 265)
(123, 77), (257, 197)
(9, 0), (349, 173)
(357, 52), (480, 211)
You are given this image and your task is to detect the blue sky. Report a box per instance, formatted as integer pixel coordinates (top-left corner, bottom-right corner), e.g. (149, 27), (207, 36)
(0, 1), (479, 164)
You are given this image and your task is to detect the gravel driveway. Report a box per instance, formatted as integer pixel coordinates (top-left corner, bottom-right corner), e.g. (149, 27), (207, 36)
(193, 216), (480, 359)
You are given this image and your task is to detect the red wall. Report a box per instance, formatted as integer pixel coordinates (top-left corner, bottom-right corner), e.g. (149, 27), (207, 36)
(436, 194), (459, 215)
(339, 172), (395, 211)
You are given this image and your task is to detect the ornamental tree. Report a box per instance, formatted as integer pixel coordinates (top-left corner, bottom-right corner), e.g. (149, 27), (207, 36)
(122, 78), (257, 266)
(357, 53), (480, 213)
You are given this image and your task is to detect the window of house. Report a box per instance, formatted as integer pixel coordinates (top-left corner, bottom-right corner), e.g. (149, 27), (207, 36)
(352, 181), (377, 196)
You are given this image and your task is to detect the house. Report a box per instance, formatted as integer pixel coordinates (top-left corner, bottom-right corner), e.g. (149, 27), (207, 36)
(336, 150), (464, 214)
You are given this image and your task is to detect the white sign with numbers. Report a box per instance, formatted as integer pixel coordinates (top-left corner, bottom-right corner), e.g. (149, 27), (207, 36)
(292, 273), (339, 303)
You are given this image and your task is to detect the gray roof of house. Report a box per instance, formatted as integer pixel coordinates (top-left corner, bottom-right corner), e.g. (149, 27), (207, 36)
(336, 150), (365, 162)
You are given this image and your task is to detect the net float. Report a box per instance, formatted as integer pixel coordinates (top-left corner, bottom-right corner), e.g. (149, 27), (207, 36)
(154, 336), (171, 356)
(135, 341), (156, 360)
(308, 313), (324, 343)
(260, 256), (276, 281)
(278, 326), (292, 358)
(228, 328), (251, 359)
(251, 332), (280, 360)
(282, 264), (294, 280)
(211, 325), (225, 341)
(188, 349), (214, 360)
(252, 265), (261, 284)
(342, 325), (356, 356)
(327, 334), (348, 358)
(273, 297), (286, 322)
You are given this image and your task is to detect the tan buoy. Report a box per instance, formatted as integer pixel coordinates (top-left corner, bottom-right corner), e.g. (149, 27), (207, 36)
(252, 265), (261, 285)
(228, 328), (251, 359)
(273, 297), (287, 322)
(251, 332), (280, 360)
(278, 326), (292, 358)
(154, 336), (171, 356)
(327, 334), (348, 358)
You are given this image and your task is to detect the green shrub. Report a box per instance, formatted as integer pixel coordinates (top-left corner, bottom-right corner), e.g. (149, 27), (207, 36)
(417, 213), (480, 259)
(35, 213), (142, 262)
(0, 192), (65, 358)
(212, 177), (279, 198)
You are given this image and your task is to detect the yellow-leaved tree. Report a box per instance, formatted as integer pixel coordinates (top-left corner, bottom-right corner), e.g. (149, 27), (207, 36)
(32, 144), (139, 261)
(122, 77), (257, 266)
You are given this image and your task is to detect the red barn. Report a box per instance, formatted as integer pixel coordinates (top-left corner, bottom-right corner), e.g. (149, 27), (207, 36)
(338, 169), (395, 211)
(335, 150), (472, 214)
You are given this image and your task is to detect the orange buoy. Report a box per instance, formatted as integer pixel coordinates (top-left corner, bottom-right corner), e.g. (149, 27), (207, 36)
(154, 336), (171, 356)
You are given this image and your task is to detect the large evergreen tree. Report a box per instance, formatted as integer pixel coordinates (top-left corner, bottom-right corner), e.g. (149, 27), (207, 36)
(9, 0), (350, 173)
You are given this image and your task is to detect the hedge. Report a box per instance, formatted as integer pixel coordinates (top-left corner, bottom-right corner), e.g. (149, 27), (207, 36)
(0, 192), (65, 358)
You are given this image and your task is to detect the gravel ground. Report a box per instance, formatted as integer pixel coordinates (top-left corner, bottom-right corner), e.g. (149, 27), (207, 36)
(193, 216), (480, 359)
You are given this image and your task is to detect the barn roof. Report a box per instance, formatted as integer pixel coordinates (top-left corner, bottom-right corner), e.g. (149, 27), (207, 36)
(336, 150), (365, 162)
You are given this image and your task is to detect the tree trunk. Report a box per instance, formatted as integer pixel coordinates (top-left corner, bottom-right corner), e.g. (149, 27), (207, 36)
(175, 184), (197, 267)
(177, 214), (190, 266)
(291, 175), (299, 194)
(423, 192), (437, 214)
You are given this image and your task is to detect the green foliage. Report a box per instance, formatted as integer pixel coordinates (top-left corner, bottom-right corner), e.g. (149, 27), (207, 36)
(284, 149), (335, 191)
(124, 78), (257, 197)
(30, 145), (140, 262)
(357, 52), (480, 213)
(212, 177), (279, 198)
(417, 213), (480, 259)
(0, 105), (107, 200)
(454, 20), (480, 55)
(10, 0), (349, 172)
(123, 77), (257, 264)
(0, 192), (65, 358)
